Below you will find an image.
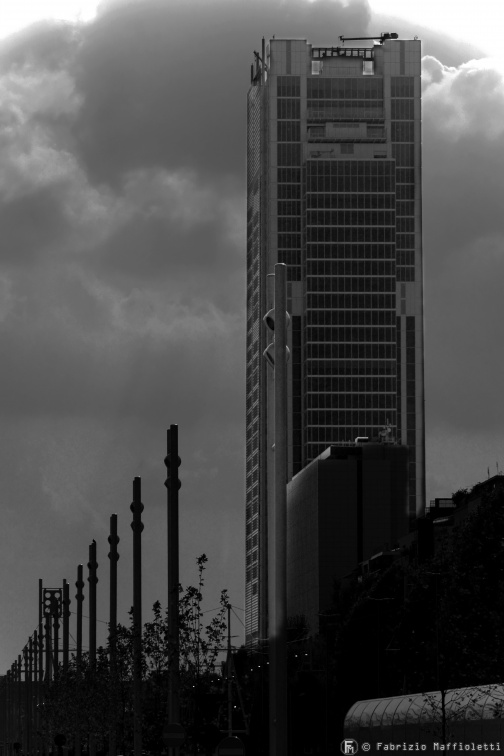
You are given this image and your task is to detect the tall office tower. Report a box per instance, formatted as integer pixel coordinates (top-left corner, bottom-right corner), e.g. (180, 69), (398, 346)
(246, 36), (425, 645)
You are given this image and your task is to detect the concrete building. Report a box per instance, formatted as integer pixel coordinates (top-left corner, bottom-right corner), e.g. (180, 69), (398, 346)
(246, 34), (425, 644)
(286, 442), (409, 634)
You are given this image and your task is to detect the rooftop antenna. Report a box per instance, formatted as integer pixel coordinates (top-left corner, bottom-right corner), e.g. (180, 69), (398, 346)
(339, 33), (398, 44)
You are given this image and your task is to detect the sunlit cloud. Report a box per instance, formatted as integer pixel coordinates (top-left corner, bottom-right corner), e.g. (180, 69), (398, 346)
(423, 55), (504, 140)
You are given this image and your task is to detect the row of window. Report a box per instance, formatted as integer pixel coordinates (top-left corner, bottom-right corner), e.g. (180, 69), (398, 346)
(391, 77), (415, 98)
(397, 267), (415, 282)
(306, 78), (383, 99)
(307, 260), (395, 275)
(276, 75), (413, 99)
(306, 243), (396, 258)
(305, 326), (396, 341)
(397, 218), (415, 232)
(305, 359), (397, 375)
(306, 394), (396, 409)
(278, 167), (301, 182)
(278, 218), (302, 232)
(305, 430), (396, 450)
(277, 99), (301, 119)
(307, 159), (394, 176)
(305, 178), (395, 192)
(306, 376), (396, 392)
(306, 210), (396, 226)
(307, 97), (384, 108)
(278, 251), (301, 266)
(305, 100), (415, 121)
(392, 144), (416, 167)
(391, 122), (415, 142)
(306, 227), (396, 243)
(278, 122), (301, 142)
(305, 409), (395, 425)
(397, 251), (415, 266)
(308, 124), (386, 140)
(307, 277), (396, 293)
(306, 309), (396, 325)
(306, 293), (396, 309)
(278, 233), (301, 248)
(391, 100), (415, 120)
(305, 343), (396, 359)
(277, 76), (300, 97)
(396, 233), (416, 249)
(308, 106), (385, 120)
(305, 194), (398, 209)
(396, 185), (415, 200)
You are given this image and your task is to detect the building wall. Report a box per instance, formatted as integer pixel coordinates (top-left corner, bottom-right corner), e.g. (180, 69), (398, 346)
(287, 444), (409, 634)
(246, 36), (424, 644)
(285, 457), (320, 634)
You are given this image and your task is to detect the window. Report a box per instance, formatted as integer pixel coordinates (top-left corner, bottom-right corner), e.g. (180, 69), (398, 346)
(312, 61), (323, 75)
(277, 144), (301, 166)
(363, 60), (374, 75)
(277, 76), (300, 97)
(278, 99), (300, 119)
(391, 77), (414, 97)
(278, 121), (300, 142)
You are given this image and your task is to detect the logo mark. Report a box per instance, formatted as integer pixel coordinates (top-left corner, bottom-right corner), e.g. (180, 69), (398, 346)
(341, 740), (359, 754)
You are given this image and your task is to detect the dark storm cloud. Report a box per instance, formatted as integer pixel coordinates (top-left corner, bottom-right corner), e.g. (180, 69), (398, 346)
(1, 0), (504, 671)
(0, 0), (372, 426)
(421, 55), (504, 432)
(73, 0), (372, 182)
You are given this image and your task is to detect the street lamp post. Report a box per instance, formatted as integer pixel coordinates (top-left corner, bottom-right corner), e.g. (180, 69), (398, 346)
(164, 424), (184, 756)
(130, 478), (144, 756)
(264, 263), (289, 756)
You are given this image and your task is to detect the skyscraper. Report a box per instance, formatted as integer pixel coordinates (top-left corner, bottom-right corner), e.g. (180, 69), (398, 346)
(246, 35), (425, 645)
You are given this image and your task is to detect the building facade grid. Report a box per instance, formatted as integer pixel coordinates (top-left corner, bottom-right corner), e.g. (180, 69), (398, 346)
(245, 36), (425, 645)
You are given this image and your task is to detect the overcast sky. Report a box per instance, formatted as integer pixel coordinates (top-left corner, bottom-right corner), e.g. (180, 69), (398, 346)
(1, 0), (504, 672)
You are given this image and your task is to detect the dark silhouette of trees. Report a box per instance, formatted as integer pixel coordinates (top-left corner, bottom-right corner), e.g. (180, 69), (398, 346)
(40, 555), (229, 755)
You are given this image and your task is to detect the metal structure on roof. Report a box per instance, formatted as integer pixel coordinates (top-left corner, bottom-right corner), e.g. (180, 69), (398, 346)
(345, 685), (504, 748)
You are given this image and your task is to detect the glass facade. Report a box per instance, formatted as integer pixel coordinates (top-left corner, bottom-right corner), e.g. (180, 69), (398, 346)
(245, 37), (425, 645)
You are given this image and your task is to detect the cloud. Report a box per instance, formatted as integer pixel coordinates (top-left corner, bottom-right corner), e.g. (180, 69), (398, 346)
(2, 0), (504, 670)
(421, 53), (504, 441)
(0, 61), (82, 198)
(423, 55), (504, 140)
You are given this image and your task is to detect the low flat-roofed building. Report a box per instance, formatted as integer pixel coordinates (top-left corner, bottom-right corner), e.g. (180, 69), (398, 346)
(287, 442), (409, 634)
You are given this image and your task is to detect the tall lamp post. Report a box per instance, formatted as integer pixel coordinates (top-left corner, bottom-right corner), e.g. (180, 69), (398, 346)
(163, 425), (185, 755)
(263, 262), (289, 756)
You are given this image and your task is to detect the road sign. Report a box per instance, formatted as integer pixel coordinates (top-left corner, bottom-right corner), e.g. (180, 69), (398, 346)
(162, 722), (185, 747)
(216, 736), (245, 756)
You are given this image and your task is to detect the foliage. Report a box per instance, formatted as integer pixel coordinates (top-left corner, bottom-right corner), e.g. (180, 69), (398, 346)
(40, 556), (229, 754)
(326, 485), (504, 741)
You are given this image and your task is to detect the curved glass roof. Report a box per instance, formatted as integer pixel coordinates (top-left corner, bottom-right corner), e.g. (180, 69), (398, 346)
(345, 685), (504, 730)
